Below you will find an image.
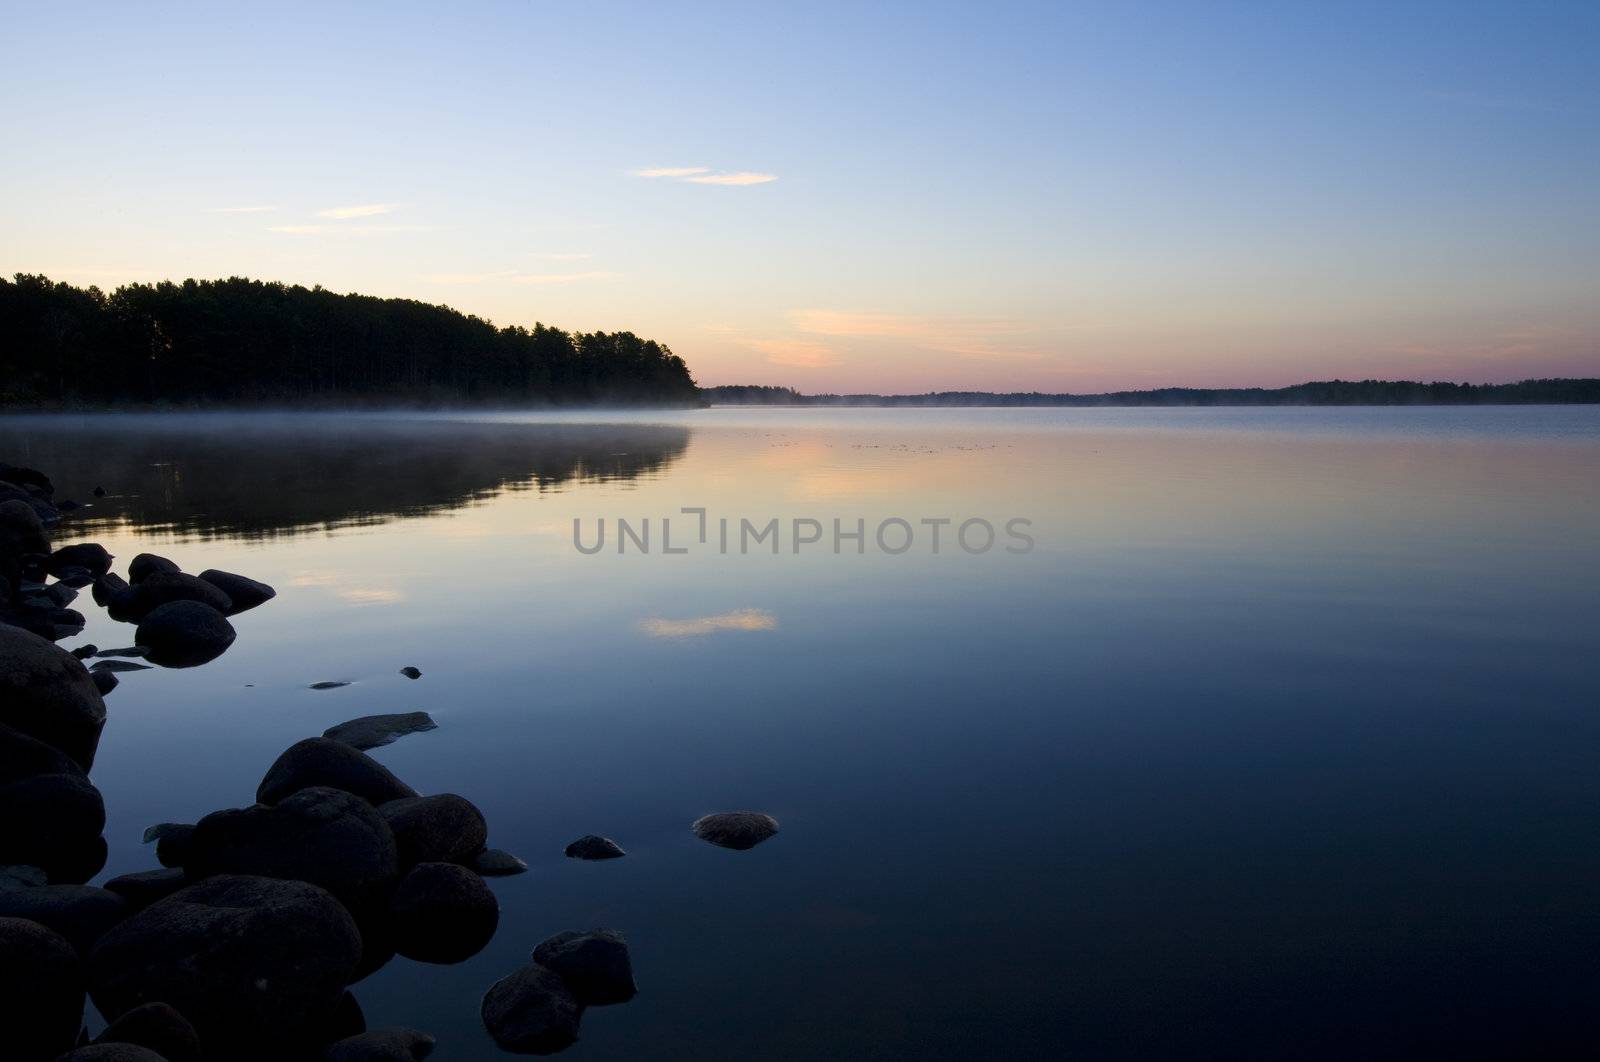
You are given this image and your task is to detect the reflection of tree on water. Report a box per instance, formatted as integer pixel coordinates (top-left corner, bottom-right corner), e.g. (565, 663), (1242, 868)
(0, 416), (691, 541)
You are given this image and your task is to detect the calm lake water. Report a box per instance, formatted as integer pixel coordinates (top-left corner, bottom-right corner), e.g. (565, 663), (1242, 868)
(6, 406), (1600, 1060)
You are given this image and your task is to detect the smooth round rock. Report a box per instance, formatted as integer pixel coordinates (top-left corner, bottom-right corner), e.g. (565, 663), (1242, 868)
(48, 544), (114, 579)
(88, 875), (362, 1059)
(379, 794), (487, 867)
(0, 624), (107, 770)
(127, 553), (180, 584)
(0, 771), (107, 883)
(563, 835), (625, 861)
(125, 571), (231, 619)
(390, 862), (499, 965)
(0, 717), (83, 784)
(94, 1000), (201, 1062)
(134, 601), (236, 668)
(323, 1026), (437, 1061)
(481, 963), (581, 1056)
(532, 928), (637, 1006)
(691, 811), (780, 850)
(257, 737), (417, 807)
(197, 569), (276, 615)
(0, 915), (84, 1062)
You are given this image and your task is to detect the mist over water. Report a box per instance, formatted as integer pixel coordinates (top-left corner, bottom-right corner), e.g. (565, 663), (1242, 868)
(11, 406), (1600, 1060)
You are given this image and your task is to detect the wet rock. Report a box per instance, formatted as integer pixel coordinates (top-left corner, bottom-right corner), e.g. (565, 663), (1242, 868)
(92, 670), (120, 697)
(94, 1001), (201, 1062)
(0, 624), (108, 770)
(56, 566), (96, 589)
(0, 915), (84, 1062)
(87, 875), (363, 1059)
(324, 711), (437, 751)
(481, 962), (582, 1055)
(93, 573), (135, 620)
(0, 771), (107, 883)
(257, 737), (418, 807)
(91, 659), (152, 673)
(0, 883), (127, 954)
(399, 666), (421, 680)
(135, 601), (236, 668)
(691, 811), (780, 851)
(186, 787), (400, 915)
(127, 553), (179, 584)
(531, 929), (637, 1006)
(126, 573), (232, 623)
(324, 1026), (437, 1062)
(563, 835), (625, 861)
(197, 569), (276, 615)
(379, 794), (486, 867)
(101, 868), (189, 912)
(309, 681), (351, 690)
(474, 848), (529, 876)
(48, 544), (114, 580)
(390, 862), (498, 965)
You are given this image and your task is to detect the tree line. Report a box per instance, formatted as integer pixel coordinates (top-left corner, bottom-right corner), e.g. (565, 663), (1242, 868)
(0, 275), (699, 407)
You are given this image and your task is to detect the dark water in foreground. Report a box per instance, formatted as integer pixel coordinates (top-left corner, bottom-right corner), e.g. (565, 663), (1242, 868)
(6, 407), (1600, 1060)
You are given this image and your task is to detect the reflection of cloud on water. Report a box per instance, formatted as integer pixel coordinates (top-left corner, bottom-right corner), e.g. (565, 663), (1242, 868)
(289, 570), (405, 606)
(640, 608), (777, 638)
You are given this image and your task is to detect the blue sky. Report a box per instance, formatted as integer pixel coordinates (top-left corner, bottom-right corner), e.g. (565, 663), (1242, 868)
(2, 1), (1596, 391)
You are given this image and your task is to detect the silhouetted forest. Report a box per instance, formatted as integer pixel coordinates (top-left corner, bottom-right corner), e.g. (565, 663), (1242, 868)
(703, 379), (1600, 407)
(0, 275), (698, 407)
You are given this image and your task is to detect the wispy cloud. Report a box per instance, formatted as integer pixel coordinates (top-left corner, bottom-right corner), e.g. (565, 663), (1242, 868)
(685, 171), (778, 186)
(640, 609), (778, 638)
(753, 338), (839, 368)
(204, 205), (276, 214)
(268, 223), (433, 236)
(632, 166), (712, 178)
(317, 202), (400, 219)
(421, 269), (619, 285)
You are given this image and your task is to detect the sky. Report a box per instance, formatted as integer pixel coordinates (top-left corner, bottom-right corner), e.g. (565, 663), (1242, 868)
(2, 1), (1597, 393)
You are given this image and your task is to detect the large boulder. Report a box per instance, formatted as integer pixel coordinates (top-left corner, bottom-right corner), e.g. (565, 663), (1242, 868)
(0, 883), (127, 955)
(378, 794), (487, 867)
(197, 569), (276, 615)
(135, 601), (235, 668)
(0, 771), (107, 883)
(531, 929), (637, 1006)
(47, 544), (114, 579)
(390, 862), (498, 965)
(88, 875), (363, 1059)
(480, 962), (582, 1056)
(94, 1001), (201, 1062)
(0, 624), (107, 770)
(186, 787), (400, 915)
(257, 738), (417, 807)
(0, 915), (84, 1062)
(127, 553), (180, 584)
(324, 1027), (436, 1062)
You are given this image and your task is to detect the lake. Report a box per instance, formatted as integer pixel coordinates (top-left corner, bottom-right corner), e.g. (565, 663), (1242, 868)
(6, 406), (1599, 1060)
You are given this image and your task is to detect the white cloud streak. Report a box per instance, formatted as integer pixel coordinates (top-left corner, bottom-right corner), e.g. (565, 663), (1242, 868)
(317, 203), (400, 219)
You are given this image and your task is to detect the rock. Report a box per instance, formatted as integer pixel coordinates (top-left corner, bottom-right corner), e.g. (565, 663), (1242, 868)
(0, 884), (127, 954)
(257, 737), (418, 807)
(481, 962), (582, 1055)
(127, 554), (179, 584)
(92, 670), (119, 696)
(70, 644), (98, 660)
(474, 848), (529, 876)
(0, 463), (53, 496)
(531, 929), (637, 1006)
(379, 794), (486, 867)
(55, 499), (81, 513)
(155, 827), (195, 869)
(96, 646), (148, 659)
(87, 875), (363, 1059)
(125, 573), (232, 623)
(309, 681), (351, 690)
(0, 771), (107, 883)
(92, 486), (106, 498)
(47, 544), (114, 579)
(101, 869), (189, 912)
(0, 915), (84, 1062)
(197, 570), (275, 615)
(91, 659), (151, 673)
(324, 712), (438, 752)
(186, 787), (400, 915)
(399, 667), (422, 680)
(94, 1000), (201, 1062)
(691, 811), (780, 851)
(0, 497), (51, 557)
(563, 835), (625, 861)
(135, 601), (236, 668)
(50, 1044), (168, 1061)
(0, 863), (49, 889)
(93, 574), (135, 620)
(56, 566), (96, 588)
(0, 624), (107, 770)
(390, 862), (498, 964)
(323, 1026), (437, 1062)
(142, 823), (190, 845)
(0, 718), (84, 784)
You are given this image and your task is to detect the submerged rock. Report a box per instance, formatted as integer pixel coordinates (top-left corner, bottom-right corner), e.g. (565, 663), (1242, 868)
(198, 569), (276, 614)
(324, 1027), (437, 1062)
(48, 544), (114, 579)
(90, 659), (152, 673)
(0, 914), (85, 1062)
(399, 666), (422, 680)
(379, 794), (487, 867)
(0, 623), (108, 770)
(135, 601), (236, 668)
(474, 848), (529, 876)
(481, 962), (582, 1055)
(127, 553), (179, 584)
(324, 711), (437, 751)
(691, 811), (780, 851)
(563, 835), (625, 861)
(0, 883), (128, 955)
(390, 861), (499, 964)
(87, 875), (363, 1059)
(257, 737), (418, 807)
(96, 646), (149, 659)
(94, 1000), (201, 1062)
(532, 929), (637, 1006)
(309, 681), (352, 690)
